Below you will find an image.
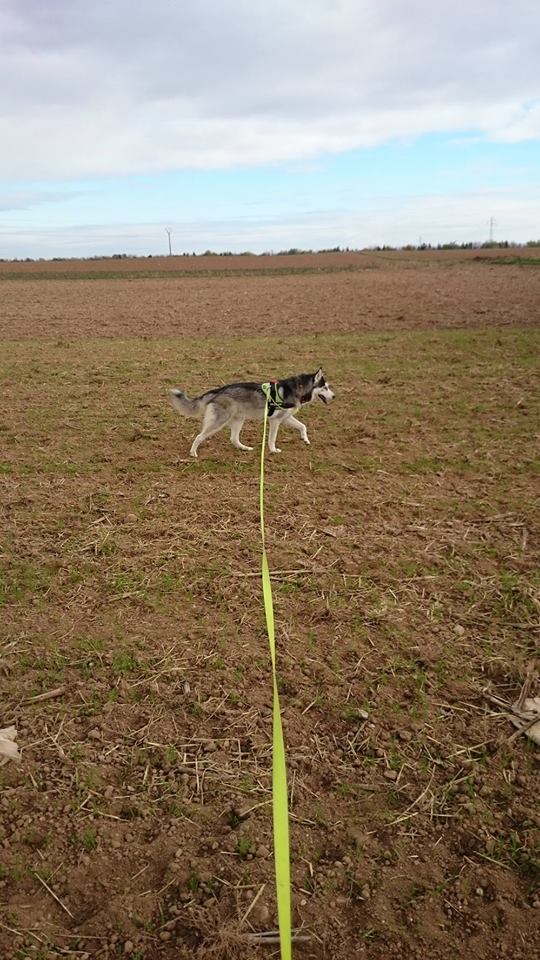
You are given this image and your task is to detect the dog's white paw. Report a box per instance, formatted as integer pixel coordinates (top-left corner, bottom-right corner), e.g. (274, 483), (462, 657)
(269, 447), (282, 454)
(302, 436), (310, 445)
(190, 449), (198, 459)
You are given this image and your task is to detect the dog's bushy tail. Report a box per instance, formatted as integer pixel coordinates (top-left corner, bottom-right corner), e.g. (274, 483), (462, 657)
(170, 388), (206, 418)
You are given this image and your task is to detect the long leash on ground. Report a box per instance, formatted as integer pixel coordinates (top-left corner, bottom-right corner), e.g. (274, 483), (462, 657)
(260, 381), (292, 960)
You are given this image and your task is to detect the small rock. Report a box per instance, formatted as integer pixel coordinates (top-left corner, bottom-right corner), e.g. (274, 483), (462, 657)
(257, 845), (271, 859)
(159, 931), (172, 942)
(123, 942), (134, 955)
(384, 769), (398, 781)
(252, 903), (270, 924)
(361, 884), (371, 900)
(203, 740), (217, 753)
(321, 525), (345, 539)
(397, 730), (412, 742)
(475, 887), (484, 897)
(453, 624), (465, 636)
(88, 728), (101, 740)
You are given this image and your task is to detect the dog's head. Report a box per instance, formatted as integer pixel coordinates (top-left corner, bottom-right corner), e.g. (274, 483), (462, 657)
(312, 367), (335, 405)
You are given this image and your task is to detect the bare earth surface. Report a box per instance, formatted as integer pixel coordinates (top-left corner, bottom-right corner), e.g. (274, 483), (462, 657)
(1, 251), (539, 960)
(1, 249), (540, 341)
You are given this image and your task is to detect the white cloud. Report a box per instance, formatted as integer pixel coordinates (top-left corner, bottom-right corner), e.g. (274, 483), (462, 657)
(493, 102), (540, 142)
(2, 187), (539, 258)
(1, 0), (539, 181)
(0, 187), (83, 210)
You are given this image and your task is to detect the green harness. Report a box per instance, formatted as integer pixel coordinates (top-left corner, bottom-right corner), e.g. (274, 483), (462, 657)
(261, 380), (296, 416)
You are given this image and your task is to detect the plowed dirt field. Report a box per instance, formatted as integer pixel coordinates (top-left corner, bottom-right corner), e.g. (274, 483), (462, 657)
(1, 250), (539, 960)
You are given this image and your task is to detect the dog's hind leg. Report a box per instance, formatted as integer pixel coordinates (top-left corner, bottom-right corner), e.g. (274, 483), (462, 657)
(229, 418), (253, 452)
(190, 404), (229, 458)
(284, 414), (310, 445)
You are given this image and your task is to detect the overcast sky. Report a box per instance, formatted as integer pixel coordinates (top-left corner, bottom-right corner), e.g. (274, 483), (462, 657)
(1, 0), (539, 257)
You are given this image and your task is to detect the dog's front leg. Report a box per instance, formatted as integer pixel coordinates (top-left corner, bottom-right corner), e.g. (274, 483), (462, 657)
(268, 416), (282, 453)
(285, 414), (310, 445)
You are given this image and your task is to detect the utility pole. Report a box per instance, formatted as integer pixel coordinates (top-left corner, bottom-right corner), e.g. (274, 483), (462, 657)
(165, 228), (173, 256)
(489, 217), (495, 243)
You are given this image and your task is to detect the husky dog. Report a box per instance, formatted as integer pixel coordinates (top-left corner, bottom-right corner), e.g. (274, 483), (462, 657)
(170, 368), (335, 458)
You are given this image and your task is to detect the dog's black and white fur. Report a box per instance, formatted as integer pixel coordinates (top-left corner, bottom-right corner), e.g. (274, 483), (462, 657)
(170, 368), (335, 458)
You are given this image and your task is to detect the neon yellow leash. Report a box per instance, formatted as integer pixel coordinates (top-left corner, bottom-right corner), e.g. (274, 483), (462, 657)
(260, 382), (292, 960)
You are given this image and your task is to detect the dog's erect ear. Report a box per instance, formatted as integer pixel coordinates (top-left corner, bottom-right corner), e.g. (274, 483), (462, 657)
(313, 367), (323, 382)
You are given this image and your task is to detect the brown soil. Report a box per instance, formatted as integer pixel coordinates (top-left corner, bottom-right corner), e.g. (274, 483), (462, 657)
(1, 249), (539, 342)
(1, 252), (539, 959)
